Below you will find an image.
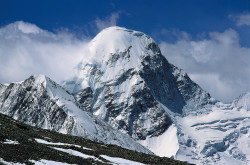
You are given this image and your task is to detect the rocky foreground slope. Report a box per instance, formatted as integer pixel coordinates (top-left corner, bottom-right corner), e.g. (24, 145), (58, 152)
(0, 113), (190, 165)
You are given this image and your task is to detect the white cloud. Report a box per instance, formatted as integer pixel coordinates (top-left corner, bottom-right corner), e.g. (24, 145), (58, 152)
(1, 21), (249, 103)
(160, 29), (250, 102)
(94, 12), (120, 31)
(0, 11), (122, 84)
(230, 12), (250, 26)
(16, 21), (42, 34)
(0, 21), (89, 84)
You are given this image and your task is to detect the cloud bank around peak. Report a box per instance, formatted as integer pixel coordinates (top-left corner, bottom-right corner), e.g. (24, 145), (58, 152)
(0, 12), (122, 85)
(0, 21), (90, 84)
(159, 28), (250, 102)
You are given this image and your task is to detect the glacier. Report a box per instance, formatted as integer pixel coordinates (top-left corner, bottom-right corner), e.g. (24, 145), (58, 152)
(171, 102), (250, 164)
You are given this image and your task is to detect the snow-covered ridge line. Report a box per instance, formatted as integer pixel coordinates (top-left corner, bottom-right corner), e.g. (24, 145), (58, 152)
(232, 92), (250, 110)
(0, 74), (152, 154)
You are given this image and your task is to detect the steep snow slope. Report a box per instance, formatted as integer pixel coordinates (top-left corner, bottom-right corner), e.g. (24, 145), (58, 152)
(0, 75), (151, 154)
(63, 26), (214, 141)
(138, 124), (179, 157)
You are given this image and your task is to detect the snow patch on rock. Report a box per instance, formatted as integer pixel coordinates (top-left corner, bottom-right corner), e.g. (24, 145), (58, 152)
(138, 124), (179, 157)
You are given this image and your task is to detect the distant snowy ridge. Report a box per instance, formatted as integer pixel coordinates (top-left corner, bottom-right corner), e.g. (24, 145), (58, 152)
(232, 92), (250, 110)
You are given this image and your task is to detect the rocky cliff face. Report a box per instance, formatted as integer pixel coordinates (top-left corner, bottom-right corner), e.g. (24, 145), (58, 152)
(171, 65), (216, 115)
(0, 75), (152, 154)
(63, 26), (214, 140)
(0, 76), (69, 131)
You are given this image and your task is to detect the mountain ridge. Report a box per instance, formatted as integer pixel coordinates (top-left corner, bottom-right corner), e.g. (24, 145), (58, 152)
(0, 75), (151, 154)
(0, 26), (249, 165)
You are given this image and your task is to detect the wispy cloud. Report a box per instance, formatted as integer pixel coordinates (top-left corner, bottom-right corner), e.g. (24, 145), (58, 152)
(160, 29), (250, 102)
(94, 12), (121, 31)
(0, 11), (122, 84)
(0, 21), (90, 84)
(229, 12), (250, 26)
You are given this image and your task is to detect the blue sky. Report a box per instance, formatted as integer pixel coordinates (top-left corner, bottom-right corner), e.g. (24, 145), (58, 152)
(0, 0), (249, 102)
(1, 0), (248, 40)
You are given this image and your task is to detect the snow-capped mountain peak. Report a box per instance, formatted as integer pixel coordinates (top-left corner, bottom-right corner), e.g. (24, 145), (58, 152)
(87, 26), (157, 66)
(63, 26), (214, 144)
(66, 26), (162, 93)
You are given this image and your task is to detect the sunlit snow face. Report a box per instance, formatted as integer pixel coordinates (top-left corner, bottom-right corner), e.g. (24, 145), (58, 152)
(86, 26), (156, 67)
